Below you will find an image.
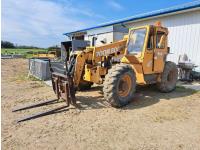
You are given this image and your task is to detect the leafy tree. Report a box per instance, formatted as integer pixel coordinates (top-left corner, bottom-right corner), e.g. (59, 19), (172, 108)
(17, 45), (40, 49)
(1, 41), (15, 48)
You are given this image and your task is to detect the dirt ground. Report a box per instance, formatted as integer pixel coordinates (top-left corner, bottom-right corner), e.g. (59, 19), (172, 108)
(2, 59), (200, 150)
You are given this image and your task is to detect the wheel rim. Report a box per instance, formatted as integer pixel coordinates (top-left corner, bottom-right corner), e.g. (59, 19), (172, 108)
(118, 74), (132, 97)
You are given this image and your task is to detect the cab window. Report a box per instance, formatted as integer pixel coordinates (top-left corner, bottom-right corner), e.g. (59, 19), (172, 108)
(156, 31), (166, 49)
(127, 28), (146, 54)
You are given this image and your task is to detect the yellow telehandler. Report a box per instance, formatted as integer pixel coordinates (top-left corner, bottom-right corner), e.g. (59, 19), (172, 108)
(13, 22), (178, 122)
(50, 22), (178, 107)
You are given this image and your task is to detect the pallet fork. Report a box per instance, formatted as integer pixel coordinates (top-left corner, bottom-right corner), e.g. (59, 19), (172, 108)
(13, 58), (77, 123)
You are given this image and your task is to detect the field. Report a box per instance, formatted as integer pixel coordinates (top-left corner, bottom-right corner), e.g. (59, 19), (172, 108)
(1, 48), (47, 58)
(2, 59), (200, 150)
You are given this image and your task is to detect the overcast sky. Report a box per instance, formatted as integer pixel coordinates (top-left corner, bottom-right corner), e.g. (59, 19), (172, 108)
(2, 0), (197, 48)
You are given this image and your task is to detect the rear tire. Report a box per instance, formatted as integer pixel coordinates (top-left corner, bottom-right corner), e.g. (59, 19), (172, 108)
(103, 64), (136, 108)
(157, 61), (178, 92)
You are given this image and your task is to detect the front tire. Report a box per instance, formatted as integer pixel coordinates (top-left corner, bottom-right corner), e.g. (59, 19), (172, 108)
(157, 61), (178, 92)
(103, 64), (136, 108)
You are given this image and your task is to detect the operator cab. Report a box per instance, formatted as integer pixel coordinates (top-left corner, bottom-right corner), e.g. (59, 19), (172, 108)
(123, 22), (169, 74)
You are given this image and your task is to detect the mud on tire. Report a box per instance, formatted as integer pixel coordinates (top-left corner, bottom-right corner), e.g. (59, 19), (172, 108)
(157, 61), (178, 92)
(103, 64), (136, 108)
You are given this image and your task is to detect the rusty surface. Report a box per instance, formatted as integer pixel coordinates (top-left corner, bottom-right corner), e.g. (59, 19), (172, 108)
(51, 72), (76, 105)
(12, 99), (58, 112)
(50, 59), (76, 106)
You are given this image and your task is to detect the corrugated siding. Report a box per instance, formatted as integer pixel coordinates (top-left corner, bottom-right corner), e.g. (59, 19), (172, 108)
(125, 10), (200, 69)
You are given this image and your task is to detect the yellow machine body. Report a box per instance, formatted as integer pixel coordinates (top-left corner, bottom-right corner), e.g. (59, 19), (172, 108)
(13, 23), (174, 116)
(72, 24), (169, 87)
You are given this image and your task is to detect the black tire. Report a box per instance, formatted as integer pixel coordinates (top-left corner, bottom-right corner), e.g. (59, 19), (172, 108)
(157, 61), (178, 92)
(78, 81), (93, 91)
(103, 64), (136, 108)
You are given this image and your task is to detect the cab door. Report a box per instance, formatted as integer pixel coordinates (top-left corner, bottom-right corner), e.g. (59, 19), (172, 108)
(142, 29), (154, 74)
(153, 27), (168, 73)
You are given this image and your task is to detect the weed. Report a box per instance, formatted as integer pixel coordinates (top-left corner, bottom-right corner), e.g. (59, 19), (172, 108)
(176, 85), (197, 94)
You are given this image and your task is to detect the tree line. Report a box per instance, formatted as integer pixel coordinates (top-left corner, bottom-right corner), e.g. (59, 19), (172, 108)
(1, 41), (40, 49)
(1, 41), (60, 50)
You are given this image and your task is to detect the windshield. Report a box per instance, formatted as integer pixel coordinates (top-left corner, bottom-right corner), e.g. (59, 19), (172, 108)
(127, 28), (147, 54)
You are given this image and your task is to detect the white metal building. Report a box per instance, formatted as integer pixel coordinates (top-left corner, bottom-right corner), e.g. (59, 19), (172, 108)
(64, 1), (200, 69)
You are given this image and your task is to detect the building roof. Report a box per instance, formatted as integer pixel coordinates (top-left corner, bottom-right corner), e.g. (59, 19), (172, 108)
(63, 1), (200, 36)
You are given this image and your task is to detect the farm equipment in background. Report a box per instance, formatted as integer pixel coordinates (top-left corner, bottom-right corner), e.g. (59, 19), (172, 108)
(13, 22), (178, 122)
(178, 54), (198, 82)
(32, 49), (61, 59)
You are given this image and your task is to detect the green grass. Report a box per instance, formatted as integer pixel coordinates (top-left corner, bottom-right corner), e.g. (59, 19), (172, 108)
(176, 85), (197, 94)
(1, 48), (48, 58)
